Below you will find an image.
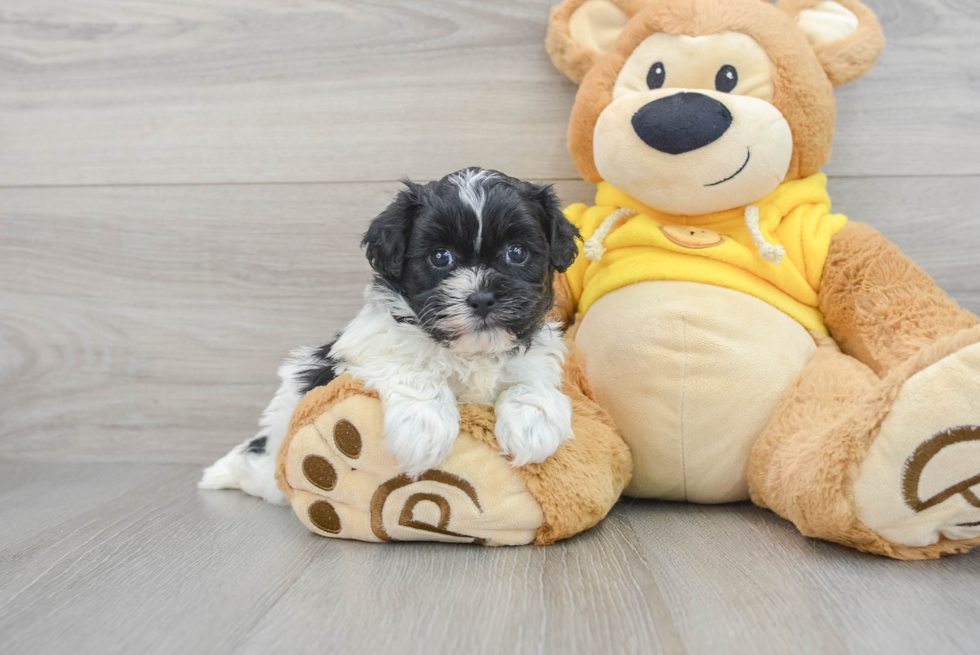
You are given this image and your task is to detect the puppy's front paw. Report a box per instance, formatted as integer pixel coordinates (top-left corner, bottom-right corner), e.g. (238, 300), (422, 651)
(495, 387), (573, 467)
(382, 395), (461, 478)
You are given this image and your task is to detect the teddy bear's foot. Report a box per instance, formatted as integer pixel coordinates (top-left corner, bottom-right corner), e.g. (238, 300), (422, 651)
(853, 340), (980, 548)
(275, 350), (632, 547)
(749, 326), (980, 559)
(278, 388), (545, 546)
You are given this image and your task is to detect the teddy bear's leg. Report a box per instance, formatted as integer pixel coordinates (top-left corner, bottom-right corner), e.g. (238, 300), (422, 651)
(750, 223), (980, 558)
(819, 222), (980, 376)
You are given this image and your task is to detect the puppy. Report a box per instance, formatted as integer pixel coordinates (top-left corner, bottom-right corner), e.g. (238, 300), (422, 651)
(200, 168), (580, 504)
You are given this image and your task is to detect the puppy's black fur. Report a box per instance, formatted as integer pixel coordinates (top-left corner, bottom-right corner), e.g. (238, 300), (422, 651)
(363, 168), (579, 346)
(295, 168), (579, 404)
(245, 435), (268, 454)
(297, 341), (339, 395)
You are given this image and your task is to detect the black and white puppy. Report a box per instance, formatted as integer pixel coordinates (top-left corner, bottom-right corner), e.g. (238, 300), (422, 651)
(200, 168), (580, 504)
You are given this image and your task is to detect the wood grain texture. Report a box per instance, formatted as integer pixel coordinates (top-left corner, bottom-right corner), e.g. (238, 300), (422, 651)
(0, 463), (327, 655)
(2, 0), (979, 186)
(1, 0), (979, 652)
(626, 501), (980, 655)
(0, 463), (976, 655)
(2, 177), (978, 463)
(0, 182), (380, 463)
(0, 463), (980, 654)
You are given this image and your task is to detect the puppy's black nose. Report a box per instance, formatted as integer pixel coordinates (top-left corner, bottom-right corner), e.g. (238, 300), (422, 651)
(466, 292), (496, 318)
(631, 92), (733, 155)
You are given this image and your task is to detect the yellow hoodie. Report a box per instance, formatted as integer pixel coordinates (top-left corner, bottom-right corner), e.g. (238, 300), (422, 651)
(563, 173), (847, 334)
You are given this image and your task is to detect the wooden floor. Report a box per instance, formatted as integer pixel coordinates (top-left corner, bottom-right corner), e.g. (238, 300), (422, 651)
(1, 1), (978, 653)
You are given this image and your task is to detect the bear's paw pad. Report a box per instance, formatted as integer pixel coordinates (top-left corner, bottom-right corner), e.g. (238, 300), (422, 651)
(855, 342), (980, 547)
(279, 393), (544, 546)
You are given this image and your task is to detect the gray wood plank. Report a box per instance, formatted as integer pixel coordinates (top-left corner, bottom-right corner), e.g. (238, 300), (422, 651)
(235, 506), (685, 655)
(626, 501), (980, 655)
(2, 176), (977, 464)
(0, 462), (179, 551)
(0, 463), (191, 603)
(830, 0), (980, 177)
(0, 463), (329, 655)
(0, 0), (573, 186)
(824, 175), (980, 298)
(1, 0), (979, 186)
(1, 1), (978, 652)
(0, 182), (382, 464)
(0, 463), (976, 655)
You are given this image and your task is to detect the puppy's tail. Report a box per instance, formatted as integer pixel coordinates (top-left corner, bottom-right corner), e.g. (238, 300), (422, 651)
(198, 438), (287, 505)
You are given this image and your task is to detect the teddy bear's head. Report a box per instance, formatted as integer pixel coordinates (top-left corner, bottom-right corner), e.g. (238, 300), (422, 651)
(547, 0), (885, 215)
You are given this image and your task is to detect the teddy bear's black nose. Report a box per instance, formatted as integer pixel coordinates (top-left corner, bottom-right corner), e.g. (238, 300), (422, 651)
(631, 92), (733, 155)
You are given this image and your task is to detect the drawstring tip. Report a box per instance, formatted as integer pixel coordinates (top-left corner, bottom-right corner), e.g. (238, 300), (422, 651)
(759, 244), (786, 266)
(582, 207), (637, 264)
(584, 242), (606, 263)
(744, 205), (785, 267)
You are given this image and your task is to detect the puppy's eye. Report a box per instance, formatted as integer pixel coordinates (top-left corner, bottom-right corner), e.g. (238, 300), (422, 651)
(505, 244), (528, 265)
(429, 248), (454, 268)
(647, 62), (666, 90)
(715, 65), (738, 93)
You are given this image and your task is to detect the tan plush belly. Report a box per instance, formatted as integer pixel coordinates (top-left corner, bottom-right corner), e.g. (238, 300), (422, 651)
(575, 281), (816, 502)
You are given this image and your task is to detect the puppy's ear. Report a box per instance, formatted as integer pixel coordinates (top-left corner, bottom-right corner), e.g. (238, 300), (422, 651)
(362, 181), (426, 280)
(523, 183), (580, 273)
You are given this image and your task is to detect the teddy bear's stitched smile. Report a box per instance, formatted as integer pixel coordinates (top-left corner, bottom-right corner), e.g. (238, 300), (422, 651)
(704, 148), (751, 187)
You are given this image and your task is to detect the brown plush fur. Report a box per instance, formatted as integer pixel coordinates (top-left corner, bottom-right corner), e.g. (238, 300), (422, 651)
(546, 0), (884, 185)
(274, 375), (379, 497)
(750, 325), (980, 559)
(821, 222), (980, 378)
(548, 0), (975, 559)
(546, 0), (645, 84)
(750, 225), (980, 559)
(526, 341), (633, 544)
(777, 0), (886, 86)
(546, 0), (615, 85)
(545, 272), (577, 328)
(460, 339), (632, 545)
(275, 339), (632, 546)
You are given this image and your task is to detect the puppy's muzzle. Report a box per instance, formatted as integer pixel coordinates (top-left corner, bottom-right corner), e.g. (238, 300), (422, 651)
(466, 291), (496, 319)
(631, 92), (733, 155)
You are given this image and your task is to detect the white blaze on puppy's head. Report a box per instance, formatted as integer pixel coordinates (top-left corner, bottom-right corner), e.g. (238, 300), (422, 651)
(449, 168), (496, 252)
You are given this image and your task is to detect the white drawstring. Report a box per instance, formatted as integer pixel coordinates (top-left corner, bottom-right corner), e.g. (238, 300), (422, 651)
(744, 205), (785, 266)
(583, 208), (637, 262)
(586, 204), (785, 267)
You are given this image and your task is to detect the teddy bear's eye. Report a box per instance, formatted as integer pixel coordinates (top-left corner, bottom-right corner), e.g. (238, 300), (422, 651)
(647, 62), (666, 90)
(715, 65), (738, 93)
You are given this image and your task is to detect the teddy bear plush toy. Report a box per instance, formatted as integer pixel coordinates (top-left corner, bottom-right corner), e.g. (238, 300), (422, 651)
(545, 0), (980, 558)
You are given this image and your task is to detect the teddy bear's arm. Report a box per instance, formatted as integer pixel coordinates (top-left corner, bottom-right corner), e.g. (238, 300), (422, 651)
(545, 272), (577, 329)
(819, 222), (979, 377)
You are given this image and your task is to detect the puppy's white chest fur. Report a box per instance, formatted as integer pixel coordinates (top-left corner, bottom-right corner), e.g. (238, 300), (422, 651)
(331, 286), (563, 406)
(447, 356), (501, 404)
(326, 284), (572, 475)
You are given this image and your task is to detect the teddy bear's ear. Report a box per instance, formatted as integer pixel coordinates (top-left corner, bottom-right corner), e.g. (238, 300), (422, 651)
(777, 0), (885, 86)
(546, 0), (637, 84)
